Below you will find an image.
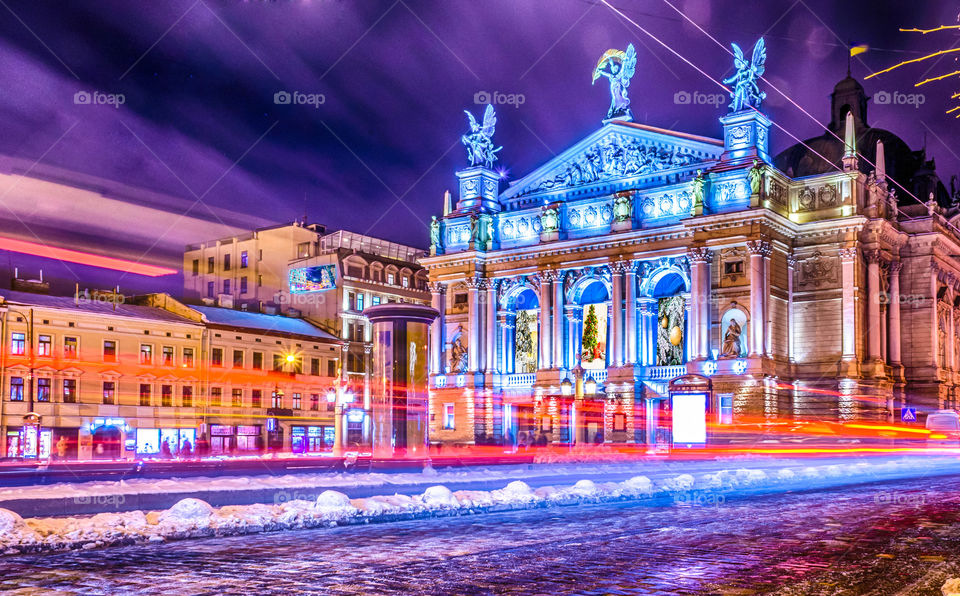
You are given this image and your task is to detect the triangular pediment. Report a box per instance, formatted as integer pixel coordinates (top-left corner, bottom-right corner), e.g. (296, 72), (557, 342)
(501, 120), (722, 204)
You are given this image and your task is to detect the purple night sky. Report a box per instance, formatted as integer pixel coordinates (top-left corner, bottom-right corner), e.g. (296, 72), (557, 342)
(0, 0), (955, 268)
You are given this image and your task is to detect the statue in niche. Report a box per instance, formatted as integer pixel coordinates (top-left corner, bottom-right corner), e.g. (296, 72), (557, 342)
(449, 333), (468, 373)
(613, 193), (632, 222)
(720, 319), (743, 357)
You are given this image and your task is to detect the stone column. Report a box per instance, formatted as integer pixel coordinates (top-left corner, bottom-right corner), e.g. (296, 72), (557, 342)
(553, 272), (565, 368)
(485, 280), (497, 372)
(764, 246), (773, 357)
(466, 277), (480, 372)
(865, 250), (882, 361)
(498, 311), (511, 373)
(787, 255), (796, 362)
(687, 247), (712, 360)
(610, 261), (625, 367)
(566, 306), (582, 367)
(746, 240), (770, 357)
(950, 292), (957, 372)
(639, 298), (656, 365)
(539, 272), (554, 370)
(838, 247), (858, 361)
(429, 282), (445, 374)
(888, 261), (902, 364)
(624, 262), (638, 364)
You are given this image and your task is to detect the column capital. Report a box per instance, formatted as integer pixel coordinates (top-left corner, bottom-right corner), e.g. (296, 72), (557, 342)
(889, 260), (903, 274)
(540, 268), (560, 282)
(625, 260), (641, 276)
(838, 247), (858, 262)
(363, 344), (373, 354)
(745, 239), (772, 256)
(687, 246), (713, 264)
(610, 259), (628, 274)
(786, 254), (798, 268)
(428, 281), (446, 293)
(863, 248), (884, 264)
(465, 275), (482, 290)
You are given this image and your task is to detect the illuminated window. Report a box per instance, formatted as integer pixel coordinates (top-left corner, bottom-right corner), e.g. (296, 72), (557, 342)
(182, 386), (193, 407)
(37, 335), (51, 357)
(719, 393), (734, 425)
(240, 251), (248, 268)
(37, 378), (51, 402)
(233, 349), (244, 368)
(192, 259), (199, 276)
(162, 346), (174, 366)
(11, 332), (24, 355)
(139, 384), (151, 406)
(240, 276), (248, 294)
(183, 347), (195, 367)
(63, 337), (78, 359)
(252, 351), (263, 370)
(139, 344), (153, 365)
(297, 242), (311, 258)
(292, 393), (302, 410)
(212, 348), (223, 367)
(10, 377), (23, 401)
(613, 413), (626, 432)
(102, 381), (115, 405)
(357, 293), (364, 312)
(372, 296), (381, 306)
(251, 389), (262, 408)
(207, 257), (214, 273)
(232, 388), (243, 407)
(62, 379), (77, 403)
(210, 387), (222, 407)
(271, 390), (282, 408)
(223, 254), (231, 271)
(402, 276), (409, 288)
(310, 393), (319, 411)
(387, 273), (395, 285)
(443, 404), (455, 430)
(103, 340), (117, 362)
(161, 384), (173, 407)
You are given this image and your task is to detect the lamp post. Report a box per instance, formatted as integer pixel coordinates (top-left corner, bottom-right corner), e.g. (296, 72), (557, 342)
(1, 306), (36, 457)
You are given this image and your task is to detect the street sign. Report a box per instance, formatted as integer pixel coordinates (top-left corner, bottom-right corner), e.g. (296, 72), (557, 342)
(901, 407), (917, 422)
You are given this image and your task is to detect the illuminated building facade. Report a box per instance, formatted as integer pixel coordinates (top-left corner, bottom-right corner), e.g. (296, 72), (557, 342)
(0, 291), (341, 460)
(422, 71), (958, 447)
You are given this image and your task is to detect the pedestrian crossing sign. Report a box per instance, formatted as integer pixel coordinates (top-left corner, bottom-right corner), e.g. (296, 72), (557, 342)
(901, 407), (916, 422)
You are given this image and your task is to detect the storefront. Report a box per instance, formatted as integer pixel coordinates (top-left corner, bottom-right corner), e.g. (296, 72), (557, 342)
(291, 425), (335, 454)
(236, 425), (261, 452)
(209, 424), (235, 454)
(4, 426), (57, 459)
(135, 427), (198, 457)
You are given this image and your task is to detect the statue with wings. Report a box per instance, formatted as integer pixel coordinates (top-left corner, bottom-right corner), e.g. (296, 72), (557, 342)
(723, 38), (767, 112)
(592, 43), (637, 120)
(462, 104), (502, 168)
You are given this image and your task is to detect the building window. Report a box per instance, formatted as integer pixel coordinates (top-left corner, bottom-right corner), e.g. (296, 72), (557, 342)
(724, 261), (744, 276)
(139, 384), (151, 406)
(233, 349), (244, 368)
(293, 356), (303, 374)
(10, 377), (24, 401)
(372, 296), (381, 306)
(240, 276), (248, 294)
(183, 347), (195, 367)
(207, 256), (215, 273)
(271, 390), (282, 408)
(251, 389), (262, 408)
(63, 379), (77, 403)
(297, 242), (311, 258)
(212, 347), (224, 367)
(192, 259), (199, 275)
(207, 282), (215, 298)
(402, 276), (409, 288)
(103, 340), (117, 362)
(454, 293), (468, 307)
(252, 352), (263, 370)
(719, 393), (734, 425)
(102, 381), (115, 405)
(182, 386), (193, 407)
(613, 412), (626, 432)
(224, 253), (231, 271)
(357, 293), (365, 312)
(310, 393), (319, 411)
(310, 358), (320, 376)
(161, 384), (173, 407)
(273, 354), (284, 371)
(37, 335), (52, 357)
(11, 332), (25, 355)
(63, 337), (78, 359)
(36, 378), (51, 402)
(258, 275), (262, 287)
(223, 279), (231, 294)
(443, 404), (455, 430)
(232, 388), (243, 407)
(162, 346), (174, 366)
(140, 344), (153, 365)
(210, 387), (222, 407)
(387, 273), (395, 285)
(292, 392), (302, 410)
(348, 292), (356, 311)
(240, 251), (248, 268)
(327, 359), (337, 377)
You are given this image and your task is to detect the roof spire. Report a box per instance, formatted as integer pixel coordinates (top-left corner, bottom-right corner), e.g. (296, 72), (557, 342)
(875, 139), (886, 182)
(842, 111), (858, 171)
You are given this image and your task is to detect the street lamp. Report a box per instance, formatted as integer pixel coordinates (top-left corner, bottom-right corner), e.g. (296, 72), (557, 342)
(584, 376), (597, 396)
(560, 377), (573, 396)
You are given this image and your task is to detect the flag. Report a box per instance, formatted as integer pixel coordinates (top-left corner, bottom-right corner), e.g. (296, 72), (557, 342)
(850, 43), (869, 57)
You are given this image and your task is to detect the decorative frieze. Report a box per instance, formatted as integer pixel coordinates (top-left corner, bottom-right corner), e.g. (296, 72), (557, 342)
(796, 251), (839, 288)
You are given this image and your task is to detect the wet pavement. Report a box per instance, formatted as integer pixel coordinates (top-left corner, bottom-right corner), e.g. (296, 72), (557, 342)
(3, 473), (960, 595)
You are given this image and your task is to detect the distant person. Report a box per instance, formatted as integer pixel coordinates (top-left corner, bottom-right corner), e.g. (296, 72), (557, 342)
(55, 436), (68, 460)
(181, 439), (193, 459)
(161, 440), (172, 459)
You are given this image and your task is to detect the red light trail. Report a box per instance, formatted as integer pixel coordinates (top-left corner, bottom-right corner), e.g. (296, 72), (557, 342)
(0, 236), (176, 277)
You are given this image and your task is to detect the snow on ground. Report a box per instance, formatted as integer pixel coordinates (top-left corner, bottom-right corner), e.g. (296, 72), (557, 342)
(2, 456), (960, 556)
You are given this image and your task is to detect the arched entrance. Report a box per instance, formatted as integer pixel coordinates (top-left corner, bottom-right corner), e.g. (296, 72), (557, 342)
(500, 284), (540, 374)
(567, 276), (611, 371)
(91, 426), (122, 460)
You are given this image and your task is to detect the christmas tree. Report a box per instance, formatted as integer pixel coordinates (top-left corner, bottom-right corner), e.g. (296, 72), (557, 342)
(582, 304), (599, 362)
(515, 310), (536, 372)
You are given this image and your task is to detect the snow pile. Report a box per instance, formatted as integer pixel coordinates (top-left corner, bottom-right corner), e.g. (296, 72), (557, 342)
(943, 578), (960, 596)
(314, 491), (355, 517)
(420, 485), (459, 508)
(159, 498), (213, 523)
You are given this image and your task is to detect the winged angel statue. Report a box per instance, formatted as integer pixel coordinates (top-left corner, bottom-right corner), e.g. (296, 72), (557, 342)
(592, 43), (637, 120)
(462, 104), (502, 168)
(722, 38), (767, 112)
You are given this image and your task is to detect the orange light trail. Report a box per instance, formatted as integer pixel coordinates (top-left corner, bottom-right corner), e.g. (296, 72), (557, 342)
(0, 236), (176, 277)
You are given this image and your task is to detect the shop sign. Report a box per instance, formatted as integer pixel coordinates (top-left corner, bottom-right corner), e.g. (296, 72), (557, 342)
(210, 425), (234, 436)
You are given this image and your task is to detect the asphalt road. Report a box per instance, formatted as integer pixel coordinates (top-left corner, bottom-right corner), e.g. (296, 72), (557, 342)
(3, 471), (960, 594)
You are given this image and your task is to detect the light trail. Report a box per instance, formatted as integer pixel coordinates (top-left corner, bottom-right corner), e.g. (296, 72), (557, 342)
(0, 236), (176, 277)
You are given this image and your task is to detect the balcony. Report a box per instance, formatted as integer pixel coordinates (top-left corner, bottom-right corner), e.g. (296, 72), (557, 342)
(504, 373), (536, 387)
(645, 365), (687, 380)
